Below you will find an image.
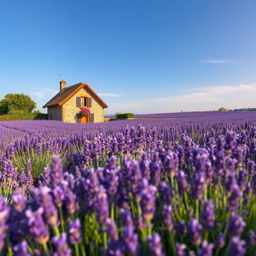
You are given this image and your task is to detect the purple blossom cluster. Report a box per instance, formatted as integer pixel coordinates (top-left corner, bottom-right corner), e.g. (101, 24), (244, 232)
(0, 112), (256, 255)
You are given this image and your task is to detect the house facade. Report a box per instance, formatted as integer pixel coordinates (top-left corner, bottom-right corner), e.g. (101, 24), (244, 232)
(43, 80), (108, 123)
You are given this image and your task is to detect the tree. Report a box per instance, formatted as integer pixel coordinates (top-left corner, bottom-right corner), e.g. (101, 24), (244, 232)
(0, 94), (36, 115)
(218, 107), (228, 112)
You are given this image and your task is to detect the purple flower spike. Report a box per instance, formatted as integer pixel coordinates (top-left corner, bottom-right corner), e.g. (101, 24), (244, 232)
(140, 181), (156, 221)
(176, 171), (189, 195)
(12, 192), (27, 212)
(106, 218), (119, 241)
(163, 205), (173, 231)
(122, 226), (139, 256)
(176, 243), (186, 256)
(158, 182), (172, 205)
(39, 186), (59, 227)
(246, 230), (256, 246)
(0, 197), (9, 250)
(68, 219), (82, 245)
(119, 209), (133, 228)
(52, 186), (65, 208)
(192, 173), (206, 200)
(227, 184), (241, 212)
(49, 156), (64, 188)
(13, 240), (31, 256)
(52, 232), (71, 256)
(201, 200), (215, 231)
(96, 186), (109, 226)
(106, 240), (124, 256)
(198, 241), (214, 256)
(188, 219), (202, 246)
(175, 221), (187, 236)
(227, 237), (245, 256)
(228, 213), (246, 237)
(26, 207), (49, 244)
(148, 233), (164, 256)
(63, 188), (78, 216)
(215, 232), (225, 249)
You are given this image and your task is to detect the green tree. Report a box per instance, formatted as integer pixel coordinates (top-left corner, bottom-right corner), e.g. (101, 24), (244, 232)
(218, 107), (228, 112)
(0, 94), (36, 115)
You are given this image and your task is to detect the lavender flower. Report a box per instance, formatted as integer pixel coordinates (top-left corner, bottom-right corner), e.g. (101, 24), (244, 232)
(48, 156), (64, 188)
(201, 200), (215, 231)
(26, 207), (49, 244)
(0, 197), (9, 250)
(176, 171), (189, 195)
(175, 221), (187, 236)
(13, 241), (31, 256)
(176, 243), (186, 256)
(122, 226), (139, 256)
(68, 219), (82, 244)
(119, 209), (133, 228)
(106, 218), (119, 241)
(228, 213), (246, 237)
(215, 232), (225, 249)
(227, 237), (245, 256)
(148, 233), (164, 256)
(246, 230), (256, 246)
(158, 182), (172, 205)
(95, 186), (109, 226)
(52, 233), (71, 256)
(227, 184), (242, 212)
(12, 192), (27, 212)
(192, 173), (206, 200)
(140, 181), (156, 221)
(188, 219), (202, 246)
(38, 186), (59, 227)
(198, 241), (213, 256)
(63, 188), (78, 217)
(163, 205), (173, 231)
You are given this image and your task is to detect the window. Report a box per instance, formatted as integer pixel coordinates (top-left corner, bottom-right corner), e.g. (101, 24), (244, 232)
(81, 97), (87, 107)
(76, 97), (92, 108)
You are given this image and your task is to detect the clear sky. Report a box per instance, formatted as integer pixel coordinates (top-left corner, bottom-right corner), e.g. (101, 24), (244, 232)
(0, 0), (256, 114)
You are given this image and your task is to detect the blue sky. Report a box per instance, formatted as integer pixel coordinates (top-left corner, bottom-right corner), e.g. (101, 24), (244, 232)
(0, 0), (256, 114)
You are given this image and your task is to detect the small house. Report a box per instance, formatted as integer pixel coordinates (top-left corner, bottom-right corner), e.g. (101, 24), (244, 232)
(43, 80), (108, 123)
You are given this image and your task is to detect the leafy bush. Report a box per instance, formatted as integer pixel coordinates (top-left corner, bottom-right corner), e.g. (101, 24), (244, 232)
(218, 107), (229, 112)
(0, 93), (36, 114)
(116, 113), (134, 119)
(0, 112), (47, 121)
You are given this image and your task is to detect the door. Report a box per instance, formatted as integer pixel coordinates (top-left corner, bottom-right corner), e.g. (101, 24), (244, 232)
(81, 115), (89, 123)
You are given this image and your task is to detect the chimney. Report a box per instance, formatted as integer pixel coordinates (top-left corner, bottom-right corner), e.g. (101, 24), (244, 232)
(60, 80), (66, 91)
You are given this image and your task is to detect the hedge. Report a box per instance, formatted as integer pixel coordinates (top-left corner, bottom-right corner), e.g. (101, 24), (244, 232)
(116, 113), (134, 119)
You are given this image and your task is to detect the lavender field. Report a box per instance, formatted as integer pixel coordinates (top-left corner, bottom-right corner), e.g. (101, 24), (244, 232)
(1, 111), (256, 255)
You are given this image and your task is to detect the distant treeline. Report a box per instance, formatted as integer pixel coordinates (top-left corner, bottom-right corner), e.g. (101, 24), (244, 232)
(218, 107), (256, 112)
(232, 108), (256, 112)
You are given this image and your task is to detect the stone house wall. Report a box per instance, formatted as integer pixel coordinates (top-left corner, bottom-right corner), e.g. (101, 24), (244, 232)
(62, 88), (104, 123)
(48, 106), (62, 121)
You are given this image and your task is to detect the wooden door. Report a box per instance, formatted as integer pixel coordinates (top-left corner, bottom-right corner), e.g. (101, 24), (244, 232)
(81, 115), (88, 123)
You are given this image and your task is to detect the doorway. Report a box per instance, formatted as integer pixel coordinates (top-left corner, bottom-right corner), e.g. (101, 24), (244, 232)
(81, 115), (89, 123)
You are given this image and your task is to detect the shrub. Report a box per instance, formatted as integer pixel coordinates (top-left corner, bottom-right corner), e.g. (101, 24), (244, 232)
(0, 112), (47, 121)
(116, 113), (134, 119)
(0, 93), (36, 114)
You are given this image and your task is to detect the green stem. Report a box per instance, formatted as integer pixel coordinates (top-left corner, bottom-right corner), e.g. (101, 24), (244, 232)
(7, 247), (13, 256)
(103, 232), (107, 249)
(75, 244), (79, 256)
(42, 242), (49, 256)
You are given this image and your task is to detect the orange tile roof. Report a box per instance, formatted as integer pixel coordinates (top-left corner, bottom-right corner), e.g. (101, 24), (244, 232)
(43, 82), (108, 108)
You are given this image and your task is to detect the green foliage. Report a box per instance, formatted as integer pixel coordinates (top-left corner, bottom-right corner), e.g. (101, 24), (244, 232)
(116, 113), (135, 119)
(218, 107), (228, 112)
(0, 93), (36, 114)
(0, 112), (47, 121)
(232, 108), (256, 112)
